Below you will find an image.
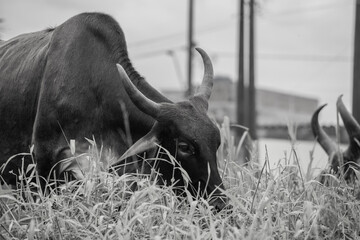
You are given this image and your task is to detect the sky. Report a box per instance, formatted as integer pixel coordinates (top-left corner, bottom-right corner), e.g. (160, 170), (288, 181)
(0, 0), (356, 124)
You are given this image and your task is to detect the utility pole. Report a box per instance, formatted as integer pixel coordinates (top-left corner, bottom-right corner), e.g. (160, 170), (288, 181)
(187, 0), (195, 96)
(353, 0), (360, 122)
(248, 0), (257, 139)
(237, 0), (246, 127)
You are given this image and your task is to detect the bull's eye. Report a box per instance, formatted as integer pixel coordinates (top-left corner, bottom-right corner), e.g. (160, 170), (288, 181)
(177, 141), (195, 156)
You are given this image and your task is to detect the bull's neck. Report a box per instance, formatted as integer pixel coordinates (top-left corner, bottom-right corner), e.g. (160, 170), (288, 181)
(118, 52), (172, 135)
(118, 52), (172, 105)
(134, 77), (172, 104)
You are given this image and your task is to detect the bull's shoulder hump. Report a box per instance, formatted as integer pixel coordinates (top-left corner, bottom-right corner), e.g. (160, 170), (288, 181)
(53, 12), (127, 54)
(60, 12), (125, 40)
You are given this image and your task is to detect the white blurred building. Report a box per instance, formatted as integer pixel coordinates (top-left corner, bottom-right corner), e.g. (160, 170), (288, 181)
(162, 75), (319, 126)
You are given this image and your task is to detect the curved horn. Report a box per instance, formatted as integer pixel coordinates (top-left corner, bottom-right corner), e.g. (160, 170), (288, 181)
(194, 48), (214, 102)
(337, 95), (360, 157)
(116, 64), (161, 118)
(311, 104), (337, 156)
(337, 95), (360, 140)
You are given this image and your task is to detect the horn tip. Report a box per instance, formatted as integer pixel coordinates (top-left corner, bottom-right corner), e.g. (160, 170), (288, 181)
(336, 94), (344, 106)
(195, 47), (205, 55)
(312, 104), (327, 125)
(314, 104), (327, 114)
(319, 103), (327, 109)
(116, 63), (125, 73)
(116, 64), (132, 86)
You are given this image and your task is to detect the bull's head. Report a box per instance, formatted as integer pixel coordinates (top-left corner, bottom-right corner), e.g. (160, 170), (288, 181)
(116, 48), (227, 211)
(311, 95), (360, 181)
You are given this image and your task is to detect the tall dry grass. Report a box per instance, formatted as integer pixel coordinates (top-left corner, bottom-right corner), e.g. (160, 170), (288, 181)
(1, 118), (360, 239)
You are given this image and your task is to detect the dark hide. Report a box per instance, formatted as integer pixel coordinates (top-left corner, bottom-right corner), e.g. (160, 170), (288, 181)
(0, 13), (227, 210)
(0, 13), (163, 182)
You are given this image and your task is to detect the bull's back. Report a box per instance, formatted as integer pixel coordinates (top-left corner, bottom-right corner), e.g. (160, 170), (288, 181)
(0, 13), (159, 184)
(0, 30), (52, 169)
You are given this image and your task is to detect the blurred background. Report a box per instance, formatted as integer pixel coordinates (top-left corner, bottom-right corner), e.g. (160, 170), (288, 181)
(0, 0), (356, 172)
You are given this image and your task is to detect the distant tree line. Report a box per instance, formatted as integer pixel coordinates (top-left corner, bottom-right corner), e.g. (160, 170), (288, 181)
(259, 124), (349, 143)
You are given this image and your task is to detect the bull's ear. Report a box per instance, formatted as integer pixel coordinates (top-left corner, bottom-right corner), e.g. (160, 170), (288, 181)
(118, 127), (160, 161)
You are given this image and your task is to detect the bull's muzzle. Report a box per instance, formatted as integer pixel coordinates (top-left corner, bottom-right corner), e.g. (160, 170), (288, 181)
(209, 195), (231, 212)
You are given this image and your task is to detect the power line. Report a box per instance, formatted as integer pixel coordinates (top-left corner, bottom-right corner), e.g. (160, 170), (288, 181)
(213, 51), (351, 62)
(132, 46), (352, 64)
(132, 45), (185, 59)
(128, 32), (185, 48)
(128, 2), (352, 57)
(260, 1), (352, 18)
(259, 53), (351, 62)
(128, 17), (235, 49)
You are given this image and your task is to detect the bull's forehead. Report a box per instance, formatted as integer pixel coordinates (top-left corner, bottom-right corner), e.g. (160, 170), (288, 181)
(160, 101), (220, 142)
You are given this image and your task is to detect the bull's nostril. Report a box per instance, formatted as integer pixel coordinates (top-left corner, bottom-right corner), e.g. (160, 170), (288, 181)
(215, 202), (225, 211)
(209, 196), (230, 212)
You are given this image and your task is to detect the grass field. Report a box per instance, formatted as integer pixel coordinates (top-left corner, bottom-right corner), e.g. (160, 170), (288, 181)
(1, 118), (360, 239)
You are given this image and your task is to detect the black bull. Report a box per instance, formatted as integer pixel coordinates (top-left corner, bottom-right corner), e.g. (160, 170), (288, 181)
(312, 95), (360, 180)
(0, 13), (227, 210)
